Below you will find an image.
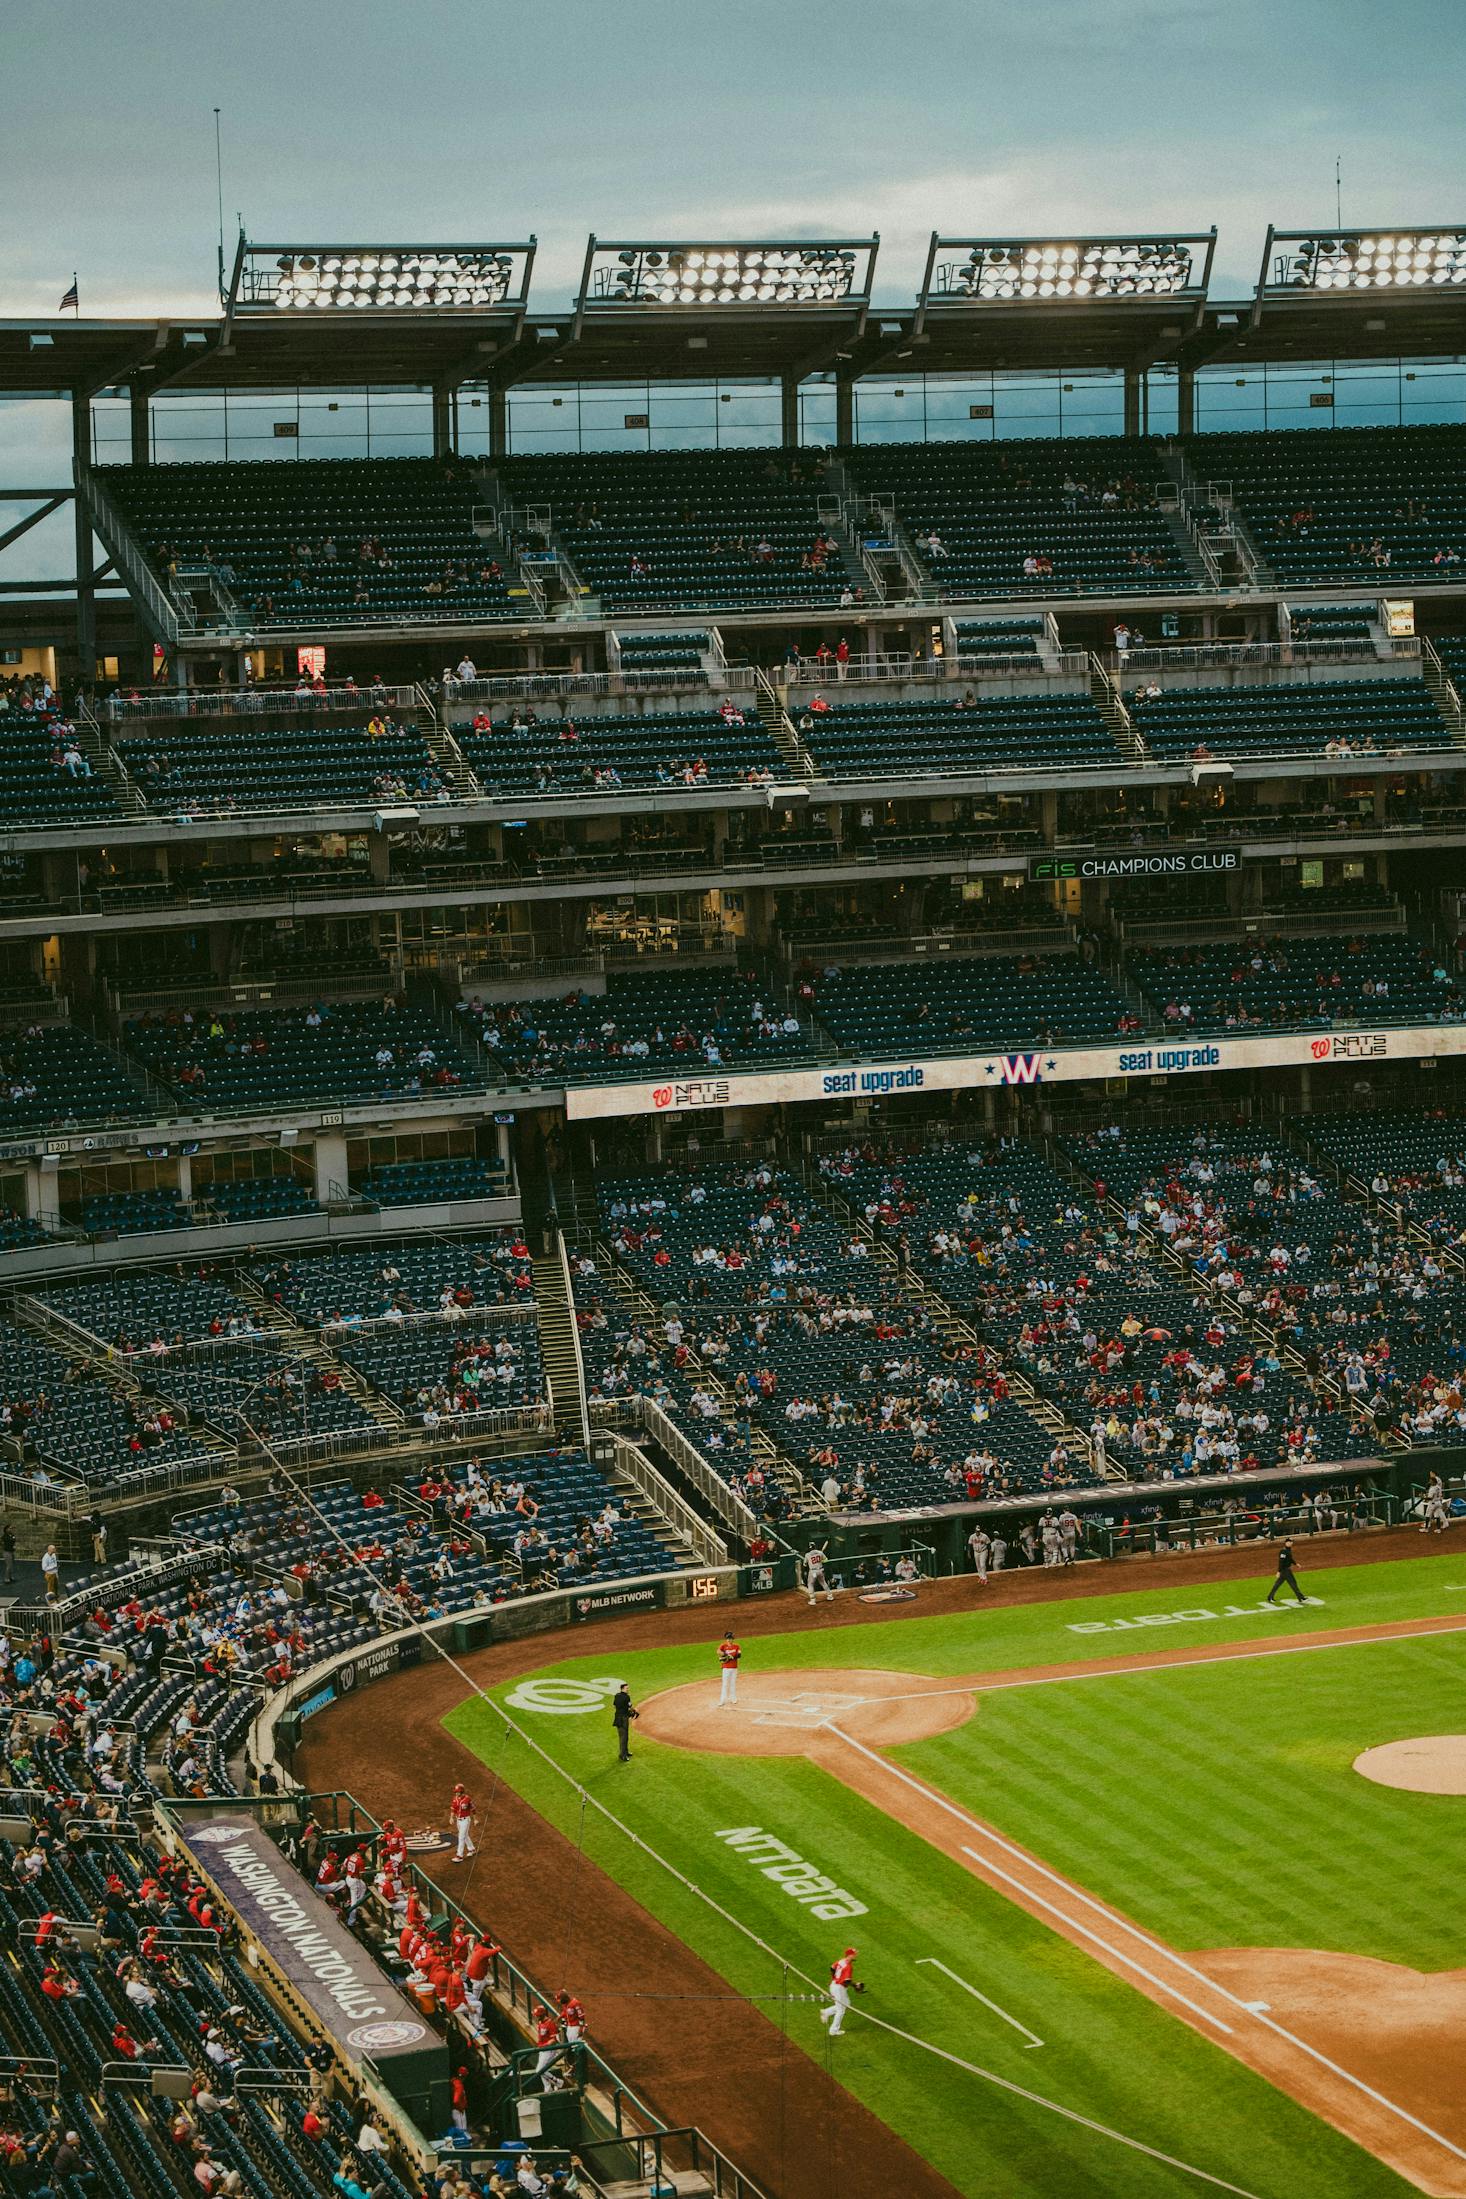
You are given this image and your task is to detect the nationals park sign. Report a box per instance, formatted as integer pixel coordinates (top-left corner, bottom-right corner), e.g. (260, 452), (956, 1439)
(563, 1019), (1464, 1122)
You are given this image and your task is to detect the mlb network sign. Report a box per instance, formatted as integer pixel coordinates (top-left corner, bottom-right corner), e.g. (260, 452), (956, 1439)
(562, 1021), (1463, 1122)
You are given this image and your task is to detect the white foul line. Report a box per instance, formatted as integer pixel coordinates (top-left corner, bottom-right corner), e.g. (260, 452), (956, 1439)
(916, 1955), (1044, 2048)
(827, 1724), (1466, 2172)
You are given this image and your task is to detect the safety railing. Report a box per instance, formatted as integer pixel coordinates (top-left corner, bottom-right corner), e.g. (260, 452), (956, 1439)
(593, 1395), (757, 1549)
(98, 681), (422, 721)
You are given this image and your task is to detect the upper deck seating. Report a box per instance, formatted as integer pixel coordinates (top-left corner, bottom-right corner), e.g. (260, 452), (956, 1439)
(459, 705), (785, 797)
(1130, 676), (1450, 760)
(1185, 424), (1466, 588)
(96, 455), (519, 625)
(843, 436), (1188, 597)
(795, 692), (1120, 777)
(496, 447), (861, 613)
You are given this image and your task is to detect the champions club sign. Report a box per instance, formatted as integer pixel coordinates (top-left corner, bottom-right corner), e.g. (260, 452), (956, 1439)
(563, 1020), (1462, 1121)
(177, 1814), (446, 2096)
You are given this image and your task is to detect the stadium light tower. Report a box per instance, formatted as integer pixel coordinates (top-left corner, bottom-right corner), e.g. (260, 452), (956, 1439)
(575, 234), (879, 327)
(917, 230), (1215, 324)
(224, 236), (537, 318)
(1260, 226), (1466, 294)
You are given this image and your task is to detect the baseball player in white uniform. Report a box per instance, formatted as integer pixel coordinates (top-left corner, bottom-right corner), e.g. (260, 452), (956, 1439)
(449, 1783), (477, 1861)
(1058, 1508), (1080, 1565)
(966, 1526), (990, 1582)
(818, 1946), (864, 2037)
(804, 1545), (835, 1605)
(1040, 1512), (1061, 1567)
(1422, 1472), (1450, 1533)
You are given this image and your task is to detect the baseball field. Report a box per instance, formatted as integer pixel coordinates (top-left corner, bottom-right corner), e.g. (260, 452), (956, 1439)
(444, 1552), (1466, 2199)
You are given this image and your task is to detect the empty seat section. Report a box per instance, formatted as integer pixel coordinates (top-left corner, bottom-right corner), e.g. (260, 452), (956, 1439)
(1131, 676), (1449, 759)
(456, 968), (808, 1082)
(96, 456), (520, 625)
(1185, 424), (1466, 588)
(116, 712), (445, 812)
(497, 448), (860, 612)
(811, 954), (1128, 1054)
(1127, 932), (1461, 1033)
(843, 436), (1189, 596)
(122, 998), (483, 1110)
(459, 705), (784, 796)
(795, 691), (1120, 776)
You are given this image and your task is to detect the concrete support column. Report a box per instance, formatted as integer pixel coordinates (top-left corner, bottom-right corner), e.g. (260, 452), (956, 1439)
(488, 386), (509, 458)
(1040, 790), (1059, 844)
(129, 382), (151, 464)
(743, 886), (773, 947)
(71, 393), (97, 685)
(1123, 367), (1142, 439)
(779, 376), (800, 450)
(368, 832), (391, 885)
(1177, 366), (1195, 438)
(432, 386), (454, 458)
(494, 1118), (513, 1183)
(313, 1132), (349, 1205)
(834, 375), (855, 449)
(176, 1153), (193, 1202)
(23, 1163), (48, 1223)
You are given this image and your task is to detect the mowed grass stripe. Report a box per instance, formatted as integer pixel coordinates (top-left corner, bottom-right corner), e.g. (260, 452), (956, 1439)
(903, 1635), (1466, 1968)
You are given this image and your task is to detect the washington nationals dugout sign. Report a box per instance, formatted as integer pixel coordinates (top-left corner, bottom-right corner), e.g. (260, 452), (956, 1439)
(177, 1813), (446, 2103)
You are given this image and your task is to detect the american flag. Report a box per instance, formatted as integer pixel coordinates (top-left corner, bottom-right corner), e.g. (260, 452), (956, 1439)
(59, 276), (79, 314)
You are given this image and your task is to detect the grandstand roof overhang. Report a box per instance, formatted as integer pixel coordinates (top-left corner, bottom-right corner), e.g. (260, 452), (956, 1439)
(2, 291), (1464, 398)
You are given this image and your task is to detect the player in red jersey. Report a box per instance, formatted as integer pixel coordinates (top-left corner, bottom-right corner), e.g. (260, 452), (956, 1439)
(818, 1946), (864, 2037)
(718, 1629), (742, 1706)
(449, 1782), (477, 1861)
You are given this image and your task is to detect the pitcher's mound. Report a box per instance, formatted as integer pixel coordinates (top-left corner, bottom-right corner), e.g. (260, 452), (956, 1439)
(639, 1668), (975, 1757)
(1355, 1735), (1466, 1794)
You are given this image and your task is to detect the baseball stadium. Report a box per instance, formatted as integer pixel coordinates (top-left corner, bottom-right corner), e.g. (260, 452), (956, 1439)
(4, 7), (1466, 2194)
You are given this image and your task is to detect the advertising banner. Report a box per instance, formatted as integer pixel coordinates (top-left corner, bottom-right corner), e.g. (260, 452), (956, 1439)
(564, 1021), (1461, 1121)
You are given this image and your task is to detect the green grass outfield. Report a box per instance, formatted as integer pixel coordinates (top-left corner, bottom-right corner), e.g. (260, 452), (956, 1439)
(445, 1555), (1466, 2198)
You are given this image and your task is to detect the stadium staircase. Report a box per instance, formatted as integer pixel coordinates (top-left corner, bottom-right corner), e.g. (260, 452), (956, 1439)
(531, 1239), (589, 1444)
(803, 1166), (1106, 1479)
(585, 1234), (819, 1518)
(229, 1272), (407, 1434)
(410, 685), (481, 797)
(1421, 639), (1466, 744)
(754, 670), (817, 777)
(1088, 655), (1148, 763)
(73, 699), (150, 817)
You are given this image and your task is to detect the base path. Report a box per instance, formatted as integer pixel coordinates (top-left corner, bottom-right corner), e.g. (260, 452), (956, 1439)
(298, 1529), (1462, 2199)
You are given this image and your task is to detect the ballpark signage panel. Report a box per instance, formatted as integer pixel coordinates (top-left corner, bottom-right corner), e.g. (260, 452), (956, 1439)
(563, 1021), (1465, 1121)
(177, 1814), (447, 2091)
(572, 1582), (661, 1622)
(1029, 850), (1241, 880)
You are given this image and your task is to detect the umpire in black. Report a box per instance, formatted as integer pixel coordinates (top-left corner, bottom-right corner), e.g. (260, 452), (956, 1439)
(1265, 1537), (1306, 1605)
(612, 1682), (639, 1761)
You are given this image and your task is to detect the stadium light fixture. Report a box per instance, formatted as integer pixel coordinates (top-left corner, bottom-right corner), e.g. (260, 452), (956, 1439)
(226, 238), (537, 315)
(579, 236), (879, 312)
(1264, 228), (1466, 292)
(923, 232), (1214, 305)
